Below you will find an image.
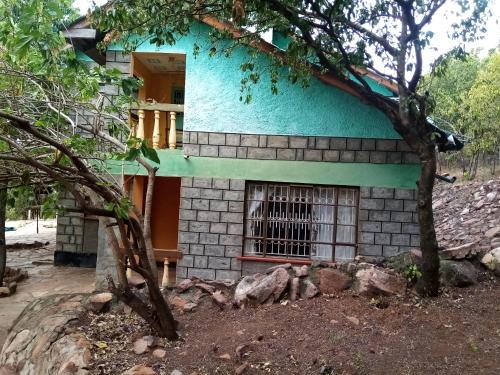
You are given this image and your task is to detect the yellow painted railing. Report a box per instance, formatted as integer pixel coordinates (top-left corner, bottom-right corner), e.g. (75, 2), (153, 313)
(129, 102), (184, 149)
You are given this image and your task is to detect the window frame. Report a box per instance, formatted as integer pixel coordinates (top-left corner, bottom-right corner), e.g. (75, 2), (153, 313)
(243, 181), (360, 262)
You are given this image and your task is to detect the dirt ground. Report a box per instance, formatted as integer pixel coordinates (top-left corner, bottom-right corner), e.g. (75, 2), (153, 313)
(80, 277), (500, 375)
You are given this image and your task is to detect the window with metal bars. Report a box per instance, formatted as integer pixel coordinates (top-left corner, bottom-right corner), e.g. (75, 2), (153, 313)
(244, 182), (359, 262)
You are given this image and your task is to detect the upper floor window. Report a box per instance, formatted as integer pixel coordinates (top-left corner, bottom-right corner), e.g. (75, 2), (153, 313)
(244, 182), (358, 262)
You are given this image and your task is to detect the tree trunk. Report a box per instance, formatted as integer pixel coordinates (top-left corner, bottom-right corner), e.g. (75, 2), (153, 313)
(103, 217), (129, 288)
(0, 185), (6, 286)
(416, 145), (440, 297)
(143, 168), (158, 278)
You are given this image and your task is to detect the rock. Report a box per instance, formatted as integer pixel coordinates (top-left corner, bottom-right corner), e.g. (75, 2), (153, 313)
(354, 268), (406, 296)
(440, 242), (479, 260)
(170, 371), (183, 375)
(247, 268), (290, 305)
(481, 248), (500, 276)
(127, 274), (146, 289)
(486, 192), (497, 201)
(0, 287), (10, 297)
(234, 274), (266, 307)
(218, 353), (231, 361)
(122, 365), (157, 375)
(133, 337), (153, 354)
(211, 290), (227, 307)
(346, 316), (360, 326)
(176, 279), (194, 293)
(152, 348), (167, 359)
(385, 251), (422, 272)
(170, 295), (190, 310)
(265, 263), (292, 274)
(300, 278), (319, 299)
(485, 226), (500, 238)
(183, 302), (198, 312)
(235, 344), (250, 360)
(89, 292), (113, 313)
(195, 283), (215, 294)
(289, 277), (299, 301)
(7, 282), (16, 295)
(293, 265), (309, 277)
(235, 362), (249, 374)
(318, 268), (351, 293)
(0, 294), (92, 375)
(440, 260), (478, 287)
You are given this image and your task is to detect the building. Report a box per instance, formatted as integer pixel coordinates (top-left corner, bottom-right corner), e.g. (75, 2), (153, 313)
(57, 17), (461, 284)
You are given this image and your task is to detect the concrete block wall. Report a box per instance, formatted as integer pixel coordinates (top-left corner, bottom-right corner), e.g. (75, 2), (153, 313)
(182, 131), (419, 164)
(358, 187), (419, 257)
(177, 177), (245, 280)
(56, 190), (85, 254)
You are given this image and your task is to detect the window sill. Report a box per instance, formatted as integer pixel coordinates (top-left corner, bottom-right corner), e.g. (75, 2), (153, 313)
(237, 256), (312, 265)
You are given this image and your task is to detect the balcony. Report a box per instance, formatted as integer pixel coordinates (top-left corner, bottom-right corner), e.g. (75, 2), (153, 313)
(129, 102), (184, 150)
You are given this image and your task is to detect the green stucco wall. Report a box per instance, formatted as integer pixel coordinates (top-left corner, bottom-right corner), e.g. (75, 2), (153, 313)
(109, 23), (401, 140)
(107, 150), (420, 189)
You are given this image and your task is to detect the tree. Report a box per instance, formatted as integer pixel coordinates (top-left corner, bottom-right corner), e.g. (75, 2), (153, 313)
(0, 0), (176, 338)
(93, 0), (491, 296)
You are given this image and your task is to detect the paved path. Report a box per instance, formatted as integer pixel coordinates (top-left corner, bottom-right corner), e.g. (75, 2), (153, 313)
(1, 220), (95, 349)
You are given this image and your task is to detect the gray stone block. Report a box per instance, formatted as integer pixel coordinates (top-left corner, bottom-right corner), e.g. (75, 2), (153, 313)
(387, 152), (402, 164)
(395, 189), (415, 200)
(404, 200), (417, 212)
(58, 216), (70, 225)
(382, 222), (401, 233)
(181, 177), (193, 187)
(197, 211), (220, 222)
(360, 221), (381, 232)
(346, 138), (361, 150)
(370, 151), (387, 164)
(391, 211), (413, 223)
(219, 146), (237, 158)
(289, 136), (308, 148)
(403, 153), (419, 164)
(411, 235), (421, 247)
(229, 201), (244, 213)
(220, 212), (244, 224)
(194, 256), (208, 268)
(208, 256), (231, 269)
(371, 187), (394, 199)
(230, 258), (242, 271)
(376, 140), (397, 151)
(210, 200), (228, 212)
(226, 133), (241, 146)
(178, 255), (194, 267)
(241, 135), (259, 147)
(315, 137), (330, 149)
(330, 138), (347, 150)
(180, 198), (192, 209)
(355, 151), (370, 163)
(382, 246), (401, 257)
(360, 198), (384, 210)
(188, 268), (215, 280)
(323, 150), (340, 162)
(180, 209), (197, 221)
(359, 232), (375, 244)
(223, 191), (244, 201)
(182, 131), (190, 144)
(106, 62), (130, 74)
(267, 135), (288, 148)
(397, 140), (412, 152)
(190, 244), (205, 255)
(216, 270), (241, 280)
(259, 135), (267, 147)
(402, 223), (420, 234)
(189, 221), (210, 233)
(391, 234), (410, 246)
(384, 199), (404, 211)
(200, 188), (223, 200)
(361, 139), (376, 151)
(200, 145), (219, 157)
(359, 209), (369, 221)
(307, 137), (315, 148)
(237, 147), (248, 158)
(209, 133), (226, 145)
(375, 232), (391, 245)
(230, 179), (245, 191)
(228, 223), (244, 235)
(304, 149), (322, 161)
(178, 243), (190, 254)
(225, 246), (242, 257)
(193, 178), (213, 188)
(340, 151), (355, 162)
(205, 245), (225, 256)
(358, 244), (382, 256)
(210, 223), (227, 234)
(62, 243), (77, 252)
(247, 147), (276, 160)
(220, 234), (243, 246)
(182, 187), (201, 198)
(360, 187), (371, 198)
(115, 52), (130, 63)
(200, 233), (219, 245)
(179, 232), (199, 244)
(178, 220), (189, 232)
(192, 199), (210, 210)
(369, 210), (391, 221)
(74, 226), (83, 235)
(277, 149), (296, 160)
(198, 132), (209, 144)
(189, 131), (198, 144)
(106, 51), (116, 62)
(213, 179), (230, 189)
(176, 266), (187, 279)
(296, 149), (304, 160)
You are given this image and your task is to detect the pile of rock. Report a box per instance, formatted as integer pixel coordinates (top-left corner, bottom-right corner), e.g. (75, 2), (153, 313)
(168, 278), (235, 312)
(0, 266), (28, 297)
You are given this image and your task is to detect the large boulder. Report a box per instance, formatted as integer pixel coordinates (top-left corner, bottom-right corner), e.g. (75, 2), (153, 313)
(440, 260), (478, 287)
(233, 274), (266, 307)
(481, 248), (500, 276)
(439, 242), (479, 260)
(247, 268), (290, 305)
(0, 294), (92, 375)
(317, 268), (351, 294)
(354, 267), (406, 296)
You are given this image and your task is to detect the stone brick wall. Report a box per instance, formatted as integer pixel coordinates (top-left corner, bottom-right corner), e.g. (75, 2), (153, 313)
(182, 131), (419, 164)
(358, 187), (420, 257)
(177, 177), (245, 280)
(56, 190), (85, 254)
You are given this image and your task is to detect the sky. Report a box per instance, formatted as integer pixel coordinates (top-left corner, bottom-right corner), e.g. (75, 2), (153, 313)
(74, 0), (499, 72)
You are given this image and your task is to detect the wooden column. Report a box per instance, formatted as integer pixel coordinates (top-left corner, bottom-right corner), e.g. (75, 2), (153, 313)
(136, 109), (145, 140)
(152, 110), (161, 149)
(168, 111), (177, 149)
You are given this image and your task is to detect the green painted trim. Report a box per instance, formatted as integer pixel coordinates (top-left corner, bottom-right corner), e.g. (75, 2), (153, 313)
(107, 150), (420, 189)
